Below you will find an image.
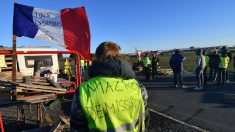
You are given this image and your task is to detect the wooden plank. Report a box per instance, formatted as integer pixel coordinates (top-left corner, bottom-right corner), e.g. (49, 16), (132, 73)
(0, 48), (12, 50)
(59, 116), (70, 125)
(32, 82), (51, 86)
(0, 71), (22, 76)
(20, 93), (56, 99)
(6, 62), (12, 65)
(5, 57), (12, 61)
(1, 67), (12, 70)
(16, 86), (65, 92)
(17, 83), (65, 91)
(17, 94), (56, 101)
(29, 99), (55, 104)
(33, 79), (48, 83)
(17, 86), (66, 93)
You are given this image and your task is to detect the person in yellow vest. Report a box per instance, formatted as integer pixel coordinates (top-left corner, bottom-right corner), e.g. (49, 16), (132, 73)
(64, 58), (72, 81)
(202, 50), (209, 85)
(142, 54), (152, 80)
(70, 41), (149, 132)
(80, 57), (86, 76)
(89, 60), (92, 66)
(218, 50), (230, 85)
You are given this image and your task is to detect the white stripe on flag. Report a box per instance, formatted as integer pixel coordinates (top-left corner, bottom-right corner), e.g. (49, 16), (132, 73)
(32, 7), (65, 47)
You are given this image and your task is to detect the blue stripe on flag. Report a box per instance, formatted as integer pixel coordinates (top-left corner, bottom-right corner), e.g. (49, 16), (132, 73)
(13, 3), (38, 38)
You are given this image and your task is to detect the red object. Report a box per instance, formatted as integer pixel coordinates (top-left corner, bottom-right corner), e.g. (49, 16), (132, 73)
(0, 113), (4, 132)
(61, 7), (91, 60)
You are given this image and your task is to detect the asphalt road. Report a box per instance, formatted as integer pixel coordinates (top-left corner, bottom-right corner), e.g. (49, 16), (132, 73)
(137, 72), (235, 132)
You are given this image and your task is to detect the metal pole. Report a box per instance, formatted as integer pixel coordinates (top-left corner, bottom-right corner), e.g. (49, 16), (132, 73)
(12, 35), (17, 82)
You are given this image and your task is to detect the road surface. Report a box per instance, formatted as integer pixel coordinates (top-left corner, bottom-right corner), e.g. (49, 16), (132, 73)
(137, 72), (235, 132)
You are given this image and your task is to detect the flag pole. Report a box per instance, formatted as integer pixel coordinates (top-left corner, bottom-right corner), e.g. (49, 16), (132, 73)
(12, 1), (17, 82)
(12, 35), (17, 82)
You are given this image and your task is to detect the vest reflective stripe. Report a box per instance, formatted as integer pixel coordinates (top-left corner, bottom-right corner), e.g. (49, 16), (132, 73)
(79, 77), (145, 132)
(219, 56), (230, 68)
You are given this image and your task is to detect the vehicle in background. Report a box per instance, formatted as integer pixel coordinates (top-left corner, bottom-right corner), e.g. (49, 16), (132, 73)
(17, 46), (59, 76)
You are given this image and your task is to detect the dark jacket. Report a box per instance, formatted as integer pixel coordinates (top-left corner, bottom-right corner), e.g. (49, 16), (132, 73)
(151, 56), (159, 67)
(70, 59), (149, 132)
(227, 51), (232, 64)
(208, 54), (220, 68)
(169, 53), (185, 72)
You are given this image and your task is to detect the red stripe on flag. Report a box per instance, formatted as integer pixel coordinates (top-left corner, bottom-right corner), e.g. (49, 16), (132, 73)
(61, 7), (91, 60)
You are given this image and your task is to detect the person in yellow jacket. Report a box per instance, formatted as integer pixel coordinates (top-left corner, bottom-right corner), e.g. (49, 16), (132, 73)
(64, 58), (72, 80)
(142, 54), (151, 80)
(218, 50), (230, 85)
(80, 58), (86, 76)
(70, 41), (149, 132)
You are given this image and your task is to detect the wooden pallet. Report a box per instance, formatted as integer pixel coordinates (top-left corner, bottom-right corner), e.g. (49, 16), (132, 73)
(0, 48), (13, 72)
(10, 76), (67, 101)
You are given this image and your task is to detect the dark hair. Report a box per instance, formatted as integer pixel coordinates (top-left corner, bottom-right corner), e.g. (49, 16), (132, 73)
(95, 41), (121, 61)
(196, 49), (202, 55)
(202, 50), (206, 55)
(175, 49), (180, 54)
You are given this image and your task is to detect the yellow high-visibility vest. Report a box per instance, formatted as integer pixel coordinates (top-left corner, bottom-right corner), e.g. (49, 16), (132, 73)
(79, 76), (145, 131)
(219, 56), (230, 68)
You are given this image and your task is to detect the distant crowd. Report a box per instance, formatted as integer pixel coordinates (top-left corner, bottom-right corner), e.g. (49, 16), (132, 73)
(141, 46), (235, 90)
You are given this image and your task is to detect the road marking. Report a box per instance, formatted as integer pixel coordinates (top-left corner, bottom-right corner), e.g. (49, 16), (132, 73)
(148, 108), (210, 132)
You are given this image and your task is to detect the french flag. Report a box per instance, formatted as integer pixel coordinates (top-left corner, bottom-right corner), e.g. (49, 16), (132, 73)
(13, 3), (91, 60)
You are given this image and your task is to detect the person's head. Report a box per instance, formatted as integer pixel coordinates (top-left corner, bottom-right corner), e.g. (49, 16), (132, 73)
(212, 49), (218, 54)
(202, 50), (206, 55)
(222, 46), (227, 50)
(175, 49), (180, 54)
(221, 50), (228, 56)
(95, 41), (121, 61)
(196, 49), (202, 55)
(144, 53), (148, 57)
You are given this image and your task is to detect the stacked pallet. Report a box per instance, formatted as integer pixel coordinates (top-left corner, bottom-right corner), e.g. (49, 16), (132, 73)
(0, 71), (23, 81)
(17, 83), (66, 93)
(0, 48), (13, 72)
(11, 77), (67, 101)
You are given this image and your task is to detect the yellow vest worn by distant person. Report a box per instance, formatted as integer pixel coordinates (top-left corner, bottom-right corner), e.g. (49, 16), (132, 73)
(64, 58), (71, 75)
(219, 56), (230, 69)
(143, 57), (151, 67)
(79, 76), (145, 132)
(80, 59), (85, 67)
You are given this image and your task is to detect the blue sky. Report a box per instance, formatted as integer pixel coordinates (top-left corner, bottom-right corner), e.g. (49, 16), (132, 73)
(1, 0), (235, 53)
